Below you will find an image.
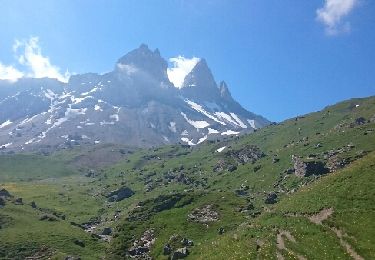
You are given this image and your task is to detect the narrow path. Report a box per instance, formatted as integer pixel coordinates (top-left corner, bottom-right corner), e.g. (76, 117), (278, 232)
(307, 208), (364, 260)
(276, 230), (306, 260)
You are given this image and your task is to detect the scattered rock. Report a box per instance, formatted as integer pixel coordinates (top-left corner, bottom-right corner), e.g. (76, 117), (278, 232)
(85, 169), (96, 178)
(171, 247), (189, 260)
(106, 186), (134, 202)
(73, 239), (85, 247)
(326, 155), (350, 172)
(265, 192), (278, 204)
(188, 204), (219, 223)
(227, 145), (265, 164)
(64, 256), (81, 260)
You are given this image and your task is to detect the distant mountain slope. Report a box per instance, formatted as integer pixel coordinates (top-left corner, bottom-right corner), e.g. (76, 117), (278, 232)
(0, 44), (269, 151)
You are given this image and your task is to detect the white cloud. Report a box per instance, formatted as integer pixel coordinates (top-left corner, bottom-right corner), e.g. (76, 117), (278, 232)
(316, 0), (358, 35)
(0, 63), (24, 82)
(117, 63), (138, 75)
(0, 37), (70, 83)
(167, 56), (200, 88)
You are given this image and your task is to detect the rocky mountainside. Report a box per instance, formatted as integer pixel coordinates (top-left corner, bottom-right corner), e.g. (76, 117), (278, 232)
(0, 44), (269, 151)
(0, 95), (374, 259)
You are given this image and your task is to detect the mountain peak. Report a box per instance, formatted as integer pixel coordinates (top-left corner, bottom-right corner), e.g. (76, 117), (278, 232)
(181, 58), (217, 89)
(116, 44), (169, 83)
(219, 81), (232, 99)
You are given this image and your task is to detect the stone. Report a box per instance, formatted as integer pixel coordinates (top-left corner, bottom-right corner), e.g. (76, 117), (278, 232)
(0, 188), (12, 198)
(292, 155), (329, 177)
(106, 186), (134, 202)
(101, 227), (112, 235)
(39, 214), (58, 221)
(73, 239), (85, 247)
(265, 192), (278, 204)
(227, 165), (237, 172)
(181, 238), (194, 246)
(172, 247), (189, 259)
(163, 244), (172, 255)
(218, 227), (225, 235)
(0, 197), (5, 207)
(14, 198), (23, 205)
(31, 201), (37, 208)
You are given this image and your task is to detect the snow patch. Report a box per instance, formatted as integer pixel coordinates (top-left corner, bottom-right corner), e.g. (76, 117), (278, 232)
(185, 99), (226, 125)
(221, 130), (240, 136)
(197, 135), (208, 144)
(230, 113), (247, 128)
(168, 122), (177, 133)
(216, 146), (226, 153)
(0, 120), (12, 128)
(208, 128), (220, 134)
(0, 142), (12, 148)
(247, 119), (257, 129)
(181, 137), (195, 146)
(181, 112), (209, 129)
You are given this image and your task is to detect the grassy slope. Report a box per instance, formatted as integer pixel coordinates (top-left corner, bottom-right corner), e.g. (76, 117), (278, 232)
(0, 96), (374, 259)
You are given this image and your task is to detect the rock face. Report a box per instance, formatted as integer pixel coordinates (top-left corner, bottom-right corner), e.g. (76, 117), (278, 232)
(128, 229), (155, 259)
(106, 187), (134, 202)
(0, 188), (12, 198)
(188, 204), (219, 223)
(292, 155), (329, 177)
(0, 44), (269, 152)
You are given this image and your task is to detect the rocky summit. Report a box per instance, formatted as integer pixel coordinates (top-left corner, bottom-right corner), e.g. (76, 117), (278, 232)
(0, 44), (269, 152)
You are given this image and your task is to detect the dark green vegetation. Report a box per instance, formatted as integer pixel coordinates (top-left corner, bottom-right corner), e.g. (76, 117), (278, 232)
(0, 96), (374, 259)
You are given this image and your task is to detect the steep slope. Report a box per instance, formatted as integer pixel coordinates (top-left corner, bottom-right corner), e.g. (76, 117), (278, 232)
(0, 45), (269, 152)
(0, 96), (374, 259)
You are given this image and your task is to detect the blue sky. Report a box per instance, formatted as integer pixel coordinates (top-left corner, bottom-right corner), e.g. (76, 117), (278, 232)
(0, 0), (374, 121)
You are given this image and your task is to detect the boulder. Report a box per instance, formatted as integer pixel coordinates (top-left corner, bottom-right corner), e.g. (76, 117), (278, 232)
(14, 198), (23, 205)
(31, 201), (37, 209)
(39, 214), (58, 221)
(73, 239), (85, 247)
(106, 186), (134, 202)
(171, 247), (189, 259)
(101, 227), (112, 235)
(181, 238), (194, 246)
(292, 155), (329, 177)
(0, 197), (5, 207)
(163, 244), (172, 255)
(0, 188), (12, 198)
(265, 192), (278, 204)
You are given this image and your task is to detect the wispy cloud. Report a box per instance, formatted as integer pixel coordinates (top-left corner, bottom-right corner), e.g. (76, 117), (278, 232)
(0, 63), (24, 82)
(0, 37), (70, 83)
(167, 56), (200, 88)
(316, 0), (358, 35)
